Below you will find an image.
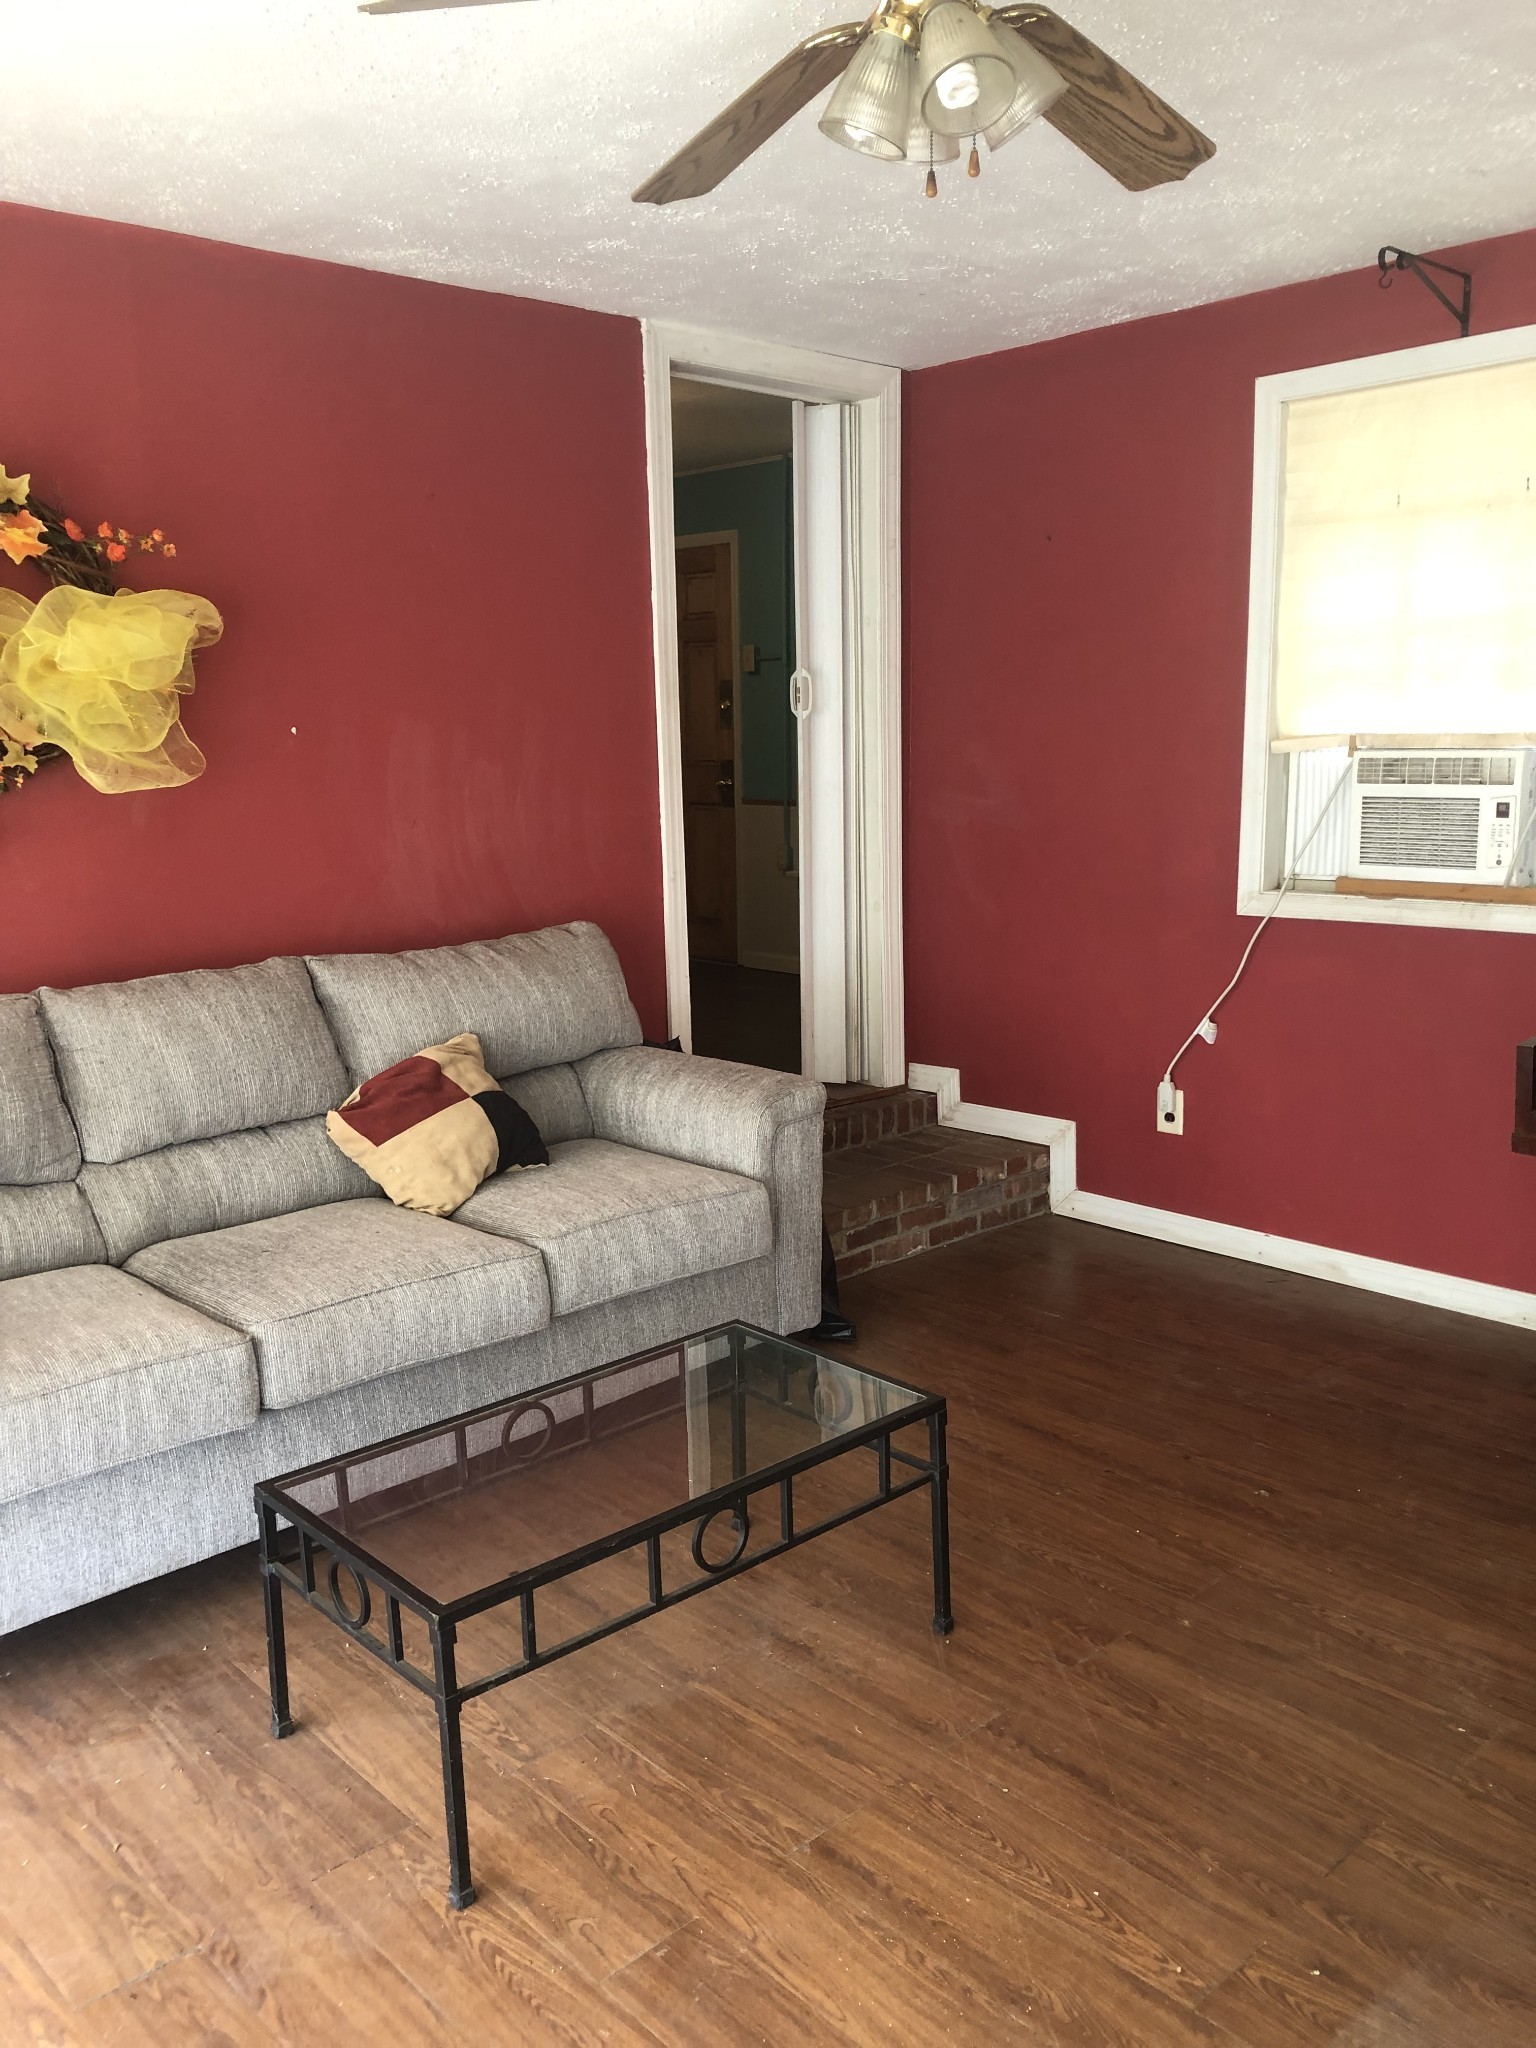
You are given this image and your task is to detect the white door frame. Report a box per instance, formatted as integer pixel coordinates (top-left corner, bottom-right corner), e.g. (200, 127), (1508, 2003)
(642, 320), (904, 1084)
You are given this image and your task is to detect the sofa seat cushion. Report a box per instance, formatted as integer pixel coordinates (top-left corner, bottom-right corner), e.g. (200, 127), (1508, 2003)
(0, 1265), (257, 1504)
(454, 1137), (772, 1316)
(125, 1200), (550, 1411)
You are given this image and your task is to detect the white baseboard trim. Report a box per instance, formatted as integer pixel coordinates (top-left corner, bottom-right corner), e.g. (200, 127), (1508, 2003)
(911, 1061), (1536, 1332)
(735, 950), (800, 975)
(1057, 1190), (1536, 1332)
(906, 1062), (960, 1121)
(908, 1065), (1076, 1208)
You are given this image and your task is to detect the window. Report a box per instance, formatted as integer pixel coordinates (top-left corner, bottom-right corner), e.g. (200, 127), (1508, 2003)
(1239, 324), (1536, 932)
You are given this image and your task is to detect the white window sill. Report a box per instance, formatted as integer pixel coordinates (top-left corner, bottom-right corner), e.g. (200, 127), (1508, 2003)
(1237, 887), (1536, 935)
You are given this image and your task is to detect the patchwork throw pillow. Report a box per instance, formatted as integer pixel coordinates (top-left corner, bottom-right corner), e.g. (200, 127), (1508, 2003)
(326, 1032), (548, 1216)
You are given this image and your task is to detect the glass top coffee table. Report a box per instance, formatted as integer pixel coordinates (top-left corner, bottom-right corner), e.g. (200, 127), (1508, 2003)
(255, 1321), (952, 1908)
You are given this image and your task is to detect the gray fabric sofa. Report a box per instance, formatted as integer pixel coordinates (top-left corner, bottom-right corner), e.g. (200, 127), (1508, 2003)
(0, 921), (824, 1635)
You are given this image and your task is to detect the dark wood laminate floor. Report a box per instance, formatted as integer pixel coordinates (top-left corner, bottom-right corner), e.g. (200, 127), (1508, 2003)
(3, 1216), (1534, 2045)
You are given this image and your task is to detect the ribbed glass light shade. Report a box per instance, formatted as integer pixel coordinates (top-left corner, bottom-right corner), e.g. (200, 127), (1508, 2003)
(982, 26), (1067, 152)
(906, 115), (961, 166)
(915, 1), (1019, 138)
(820, 25), (915, 161)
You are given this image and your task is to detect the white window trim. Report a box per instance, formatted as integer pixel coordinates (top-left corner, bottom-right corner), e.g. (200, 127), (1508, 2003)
(643, 321), (904, 1080)
(1238, 318), (1536, 935)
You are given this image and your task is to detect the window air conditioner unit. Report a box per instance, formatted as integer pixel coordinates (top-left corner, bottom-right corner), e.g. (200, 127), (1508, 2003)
(1347, 748), (1536, 886)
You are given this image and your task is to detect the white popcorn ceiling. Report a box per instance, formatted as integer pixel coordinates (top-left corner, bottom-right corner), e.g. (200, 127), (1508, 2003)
(2, 0), (1533, 370)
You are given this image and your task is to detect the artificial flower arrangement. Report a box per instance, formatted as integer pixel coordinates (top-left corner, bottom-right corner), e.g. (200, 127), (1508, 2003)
(0, 461), (221, 798)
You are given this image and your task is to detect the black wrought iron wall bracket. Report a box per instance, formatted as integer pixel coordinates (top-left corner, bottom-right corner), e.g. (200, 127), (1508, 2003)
(1377, 246), (1473, 338)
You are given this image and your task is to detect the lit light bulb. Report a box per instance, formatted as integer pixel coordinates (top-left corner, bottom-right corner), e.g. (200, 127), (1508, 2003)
(935, 59), (980, 112)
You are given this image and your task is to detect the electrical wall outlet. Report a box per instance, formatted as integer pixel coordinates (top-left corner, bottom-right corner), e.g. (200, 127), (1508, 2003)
(1156, 1080), (1184, 1136)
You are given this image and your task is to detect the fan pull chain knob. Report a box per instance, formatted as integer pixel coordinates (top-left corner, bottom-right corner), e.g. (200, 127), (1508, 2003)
(924, 166), (938, 198)
(968, 142), (980, 178)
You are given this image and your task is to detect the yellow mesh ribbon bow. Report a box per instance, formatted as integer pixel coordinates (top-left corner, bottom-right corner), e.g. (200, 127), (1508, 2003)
(0, 585), (222, 793)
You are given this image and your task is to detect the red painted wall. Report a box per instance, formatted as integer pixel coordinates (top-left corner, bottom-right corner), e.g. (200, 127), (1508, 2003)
(0, 203), (665, 1028)
(904, 226), (1536, 1293)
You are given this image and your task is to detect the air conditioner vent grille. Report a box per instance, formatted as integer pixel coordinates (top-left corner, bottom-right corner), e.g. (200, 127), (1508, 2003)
(1358, 796), (1481, 869)
(1357, 754), (1513, 787)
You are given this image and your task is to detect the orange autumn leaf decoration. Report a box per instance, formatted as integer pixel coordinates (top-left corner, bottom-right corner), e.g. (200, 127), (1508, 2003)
(0, 453), (210, 804)
(0, 509), (50, 566)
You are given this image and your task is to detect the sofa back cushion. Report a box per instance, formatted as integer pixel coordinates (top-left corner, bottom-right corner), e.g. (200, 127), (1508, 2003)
(0, 993), (81, 1186)
(306, 922), (642, 1086)
(501, 1062), (593, 1145)
(81, 1116), (377, 1265)
(0, 1184), (107, 1282)
(39, 957), (349, 1165)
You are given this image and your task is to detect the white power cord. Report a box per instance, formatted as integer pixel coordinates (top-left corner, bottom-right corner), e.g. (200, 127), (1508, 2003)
(1162, 754), (1357, 1090)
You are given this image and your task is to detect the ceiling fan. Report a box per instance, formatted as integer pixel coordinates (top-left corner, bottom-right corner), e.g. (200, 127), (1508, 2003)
(359, 0), (1216, 206)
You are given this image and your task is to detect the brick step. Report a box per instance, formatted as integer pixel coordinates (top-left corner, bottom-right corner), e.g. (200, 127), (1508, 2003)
(824, 1125), (1050, 1281)
(823, 1086), (939, 1154)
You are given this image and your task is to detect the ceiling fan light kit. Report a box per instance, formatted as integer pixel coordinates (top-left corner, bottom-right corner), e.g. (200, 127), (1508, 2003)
(908, 111), (962, 166)
(819, 14), (916, 162)
(363, 0), (1216, 211)
(916, 1), (1024, 137)
(981, 22), (1069, 152)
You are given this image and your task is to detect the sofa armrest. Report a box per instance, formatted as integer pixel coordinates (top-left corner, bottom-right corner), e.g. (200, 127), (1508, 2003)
(576, 1047), (825, 1334)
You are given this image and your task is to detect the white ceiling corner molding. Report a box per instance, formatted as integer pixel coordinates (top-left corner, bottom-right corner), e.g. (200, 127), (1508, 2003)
(650, 323), (900, 403)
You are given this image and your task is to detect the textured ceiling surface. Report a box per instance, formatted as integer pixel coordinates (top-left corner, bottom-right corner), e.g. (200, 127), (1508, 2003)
(3, 1), (1533, 369)
(671, 379), (794, 472)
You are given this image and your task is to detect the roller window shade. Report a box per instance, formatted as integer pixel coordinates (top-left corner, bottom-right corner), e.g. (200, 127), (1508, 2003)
(1273, 359), (1536, 739)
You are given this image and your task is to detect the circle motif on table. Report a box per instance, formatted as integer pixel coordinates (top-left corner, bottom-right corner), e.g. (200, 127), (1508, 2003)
(327, 1556), (372, 1632)
(690, 1501), (750, 1575)
(813, 1374), (855, 1427)
(500, 1400), (556, 1464)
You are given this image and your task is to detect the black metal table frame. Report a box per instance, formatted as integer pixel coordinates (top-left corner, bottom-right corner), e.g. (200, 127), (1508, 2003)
(255, 1323), (953, 1909)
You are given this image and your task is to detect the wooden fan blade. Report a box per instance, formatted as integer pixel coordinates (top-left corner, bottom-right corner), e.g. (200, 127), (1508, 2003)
(994, 5), (1214, 191)
(359, 1), (535, 15)
(633, 23), (868, 206)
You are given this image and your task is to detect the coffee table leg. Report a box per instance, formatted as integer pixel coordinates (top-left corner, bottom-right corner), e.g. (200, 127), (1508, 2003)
(258, 1503), (296, 1738)
(431, 1623), (477, 1910)
(928, 1408), (955, 1636)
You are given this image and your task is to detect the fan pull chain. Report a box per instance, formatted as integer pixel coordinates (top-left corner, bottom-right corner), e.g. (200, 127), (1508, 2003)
(968, 140), (980, 178)
(924, 166), (938, 198)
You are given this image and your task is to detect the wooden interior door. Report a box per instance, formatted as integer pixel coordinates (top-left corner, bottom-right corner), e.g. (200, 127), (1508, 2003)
(676, 540), (737, 962)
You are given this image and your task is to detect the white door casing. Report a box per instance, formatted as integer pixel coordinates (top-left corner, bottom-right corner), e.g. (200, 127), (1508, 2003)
(794, 399), (848, 1083)
(642, 321), (903, 1083)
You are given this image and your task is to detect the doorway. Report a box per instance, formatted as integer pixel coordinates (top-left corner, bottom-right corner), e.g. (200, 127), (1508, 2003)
(644, 323), (904, 1089)
(672, 378), (801, 1074)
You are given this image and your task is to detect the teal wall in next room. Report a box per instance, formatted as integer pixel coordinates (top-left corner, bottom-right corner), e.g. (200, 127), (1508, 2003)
(674, 457), (797, 805)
